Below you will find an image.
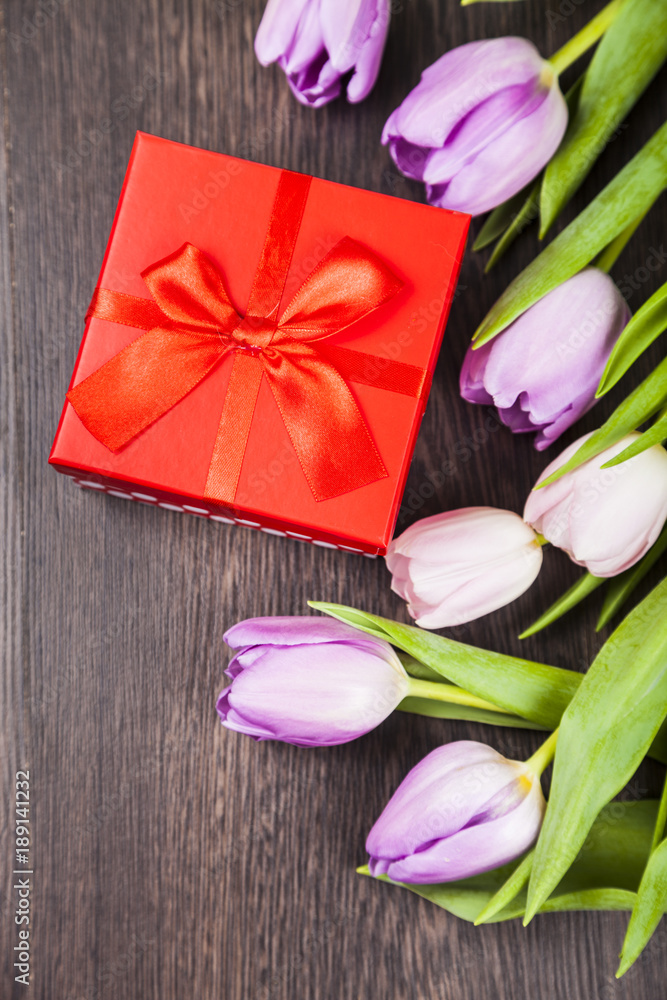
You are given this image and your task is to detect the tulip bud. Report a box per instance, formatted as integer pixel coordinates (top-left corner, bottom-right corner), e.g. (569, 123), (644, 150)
(366, 741), (546, 883)
(217, 616), (410, 747)
(460, 269), (631, 451)
(254, 0), (390, 108)
(386, 508), (543, 628)
(524, 432), (667, 576)
(382, 37), (567, 216)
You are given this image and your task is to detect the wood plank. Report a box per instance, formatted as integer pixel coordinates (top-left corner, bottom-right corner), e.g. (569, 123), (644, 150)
(1, 0), (666, 997)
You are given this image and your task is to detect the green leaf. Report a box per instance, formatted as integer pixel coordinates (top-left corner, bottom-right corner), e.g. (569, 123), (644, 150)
(472, 184), (535, 251)
(519, 572), (605, 639)
(651, 718), (667, 766)
(618, 840), (667, 975)
(473, 120), (667, 346)
(537, 355), (667, 488)
(310, 602), (667, 764)
(617, 767), (667, 974)
(601, 410), (667, 467)
(541, 0), (667, 235)
(525, 578), (667, 922)
(360, 800), (659, 923)
(474, 850), (535, 924)
(484, 179), (541, 272)
(309, 603), (580, 729)
(397, 697), (545, 730)
(598, 526), (667, 629)
(598, 281), (667, 396)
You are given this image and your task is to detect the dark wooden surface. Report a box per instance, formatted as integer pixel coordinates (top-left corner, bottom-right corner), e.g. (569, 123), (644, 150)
(2, 0), (666, 997)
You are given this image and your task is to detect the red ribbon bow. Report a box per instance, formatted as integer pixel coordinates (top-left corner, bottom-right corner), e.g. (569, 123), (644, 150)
(67, 170), (430, 504)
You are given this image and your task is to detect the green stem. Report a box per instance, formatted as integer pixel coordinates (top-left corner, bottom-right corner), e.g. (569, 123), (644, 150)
(406, 677), (506, 714)
(525, 728), (559, 777)
(534, 533), (549, 547)
(595, 203), (655, 273)
(651, 770), (667, 852)
(548, 0), (625, 76)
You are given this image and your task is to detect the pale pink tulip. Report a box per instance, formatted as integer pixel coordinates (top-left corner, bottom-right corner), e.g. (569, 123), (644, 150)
(386, 507), (543, 628)
(524, 433), (667, 576)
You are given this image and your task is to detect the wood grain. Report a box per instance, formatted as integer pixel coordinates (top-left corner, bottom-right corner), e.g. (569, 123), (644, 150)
(1, 0), (666, 997)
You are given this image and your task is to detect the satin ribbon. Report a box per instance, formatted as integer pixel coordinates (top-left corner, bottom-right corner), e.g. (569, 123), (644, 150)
(67, 170), (431, 503)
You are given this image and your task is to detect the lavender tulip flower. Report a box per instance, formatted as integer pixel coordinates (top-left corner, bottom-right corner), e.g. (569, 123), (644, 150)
(217, 616), (410, 747)
(524, 432), (667, 576)
(254, 0), (390, 108)
(386, 508), (543, 628)
(461, 269), (631, 451)
(382, 37), (568, 215)
(366, 741), (546, 883)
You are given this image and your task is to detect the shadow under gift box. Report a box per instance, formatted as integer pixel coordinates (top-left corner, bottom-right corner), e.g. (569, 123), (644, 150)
(49, 132), (469, 555)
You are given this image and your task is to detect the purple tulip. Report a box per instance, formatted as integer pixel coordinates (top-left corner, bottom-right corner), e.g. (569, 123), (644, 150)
(524, 432), (667, 577)
(386, 507), (543, 628)
(254, 0), (390, 108)
(382, 37), (568, 215)
(461, 269), (631, 451)
(366, 741), (546, 883)
(217, 616), (410, 747)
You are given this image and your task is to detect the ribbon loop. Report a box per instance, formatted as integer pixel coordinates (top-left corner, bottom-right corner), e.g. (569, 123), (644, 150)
(68, 170), (427, 505)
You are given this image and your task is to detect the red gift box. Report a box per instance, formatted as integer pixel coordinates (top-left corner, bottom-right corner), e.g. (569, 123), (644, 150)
(50, 132), (469, 555)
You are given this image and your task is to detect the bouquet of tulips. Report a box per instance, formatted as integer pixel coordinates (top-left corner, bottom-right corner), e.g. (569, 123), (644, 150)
(218, 583), (667, 978)
(213, 0), (667, 982)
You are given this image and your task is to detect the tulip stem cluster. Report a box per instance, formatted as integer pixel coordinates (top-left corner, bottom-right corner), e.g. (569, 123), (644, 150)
(524, 728), (559, 778)
(406, 677), (509, 714)
(548, 0), (625, 76)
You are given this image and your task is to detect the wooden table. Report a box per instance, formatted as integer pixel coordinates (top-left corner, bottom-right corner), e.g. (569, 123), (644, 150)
(2, 0), (666, 996)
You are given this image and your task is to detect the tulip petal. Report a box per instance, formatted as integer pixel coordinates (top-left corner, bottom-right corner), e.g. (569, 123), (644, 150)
(413, 542), (542, 628)
(218, 640), (409, 746)
(382, 777), (544, 883)
(366, 742), (546, 883)
(384, 137), (431, 182)
(478, 269), (629, 424)
(224, 614), (372, 649)
(428, 79), (567, 216)
(280, 0), (325, 74)
(386, 508), (542, 626)
(563, 446), (667, 576)
(320, 0), (371, 72)
(346, 2), (390, 103)
(366, 743), (508, 857)
(254, 0), (312, 66)
(285, 60), (343, 107)
(525, 432), (667, 576)
(459, 343), (494, 405)
(387, 508), (537, 566)
(383, 38), (544, 150)
(422, 83), (546, 187)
